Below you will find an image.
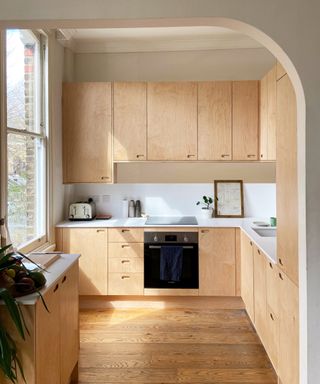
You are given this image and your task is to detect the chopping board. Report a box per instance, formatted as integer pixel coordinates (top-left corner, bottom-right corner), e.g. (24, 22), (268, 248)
(26, 253), (61, 268)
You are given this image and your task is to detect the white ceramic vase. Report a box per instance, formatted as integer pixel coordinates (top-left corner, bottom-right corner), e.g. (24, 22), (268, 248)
(200, 208), (213, 219)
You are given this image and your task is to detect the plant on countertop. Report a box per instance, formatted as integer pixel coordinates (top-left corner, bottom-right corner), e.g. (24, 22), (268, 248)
(196, 195), (216, 210)
(0, 244), (48, 383)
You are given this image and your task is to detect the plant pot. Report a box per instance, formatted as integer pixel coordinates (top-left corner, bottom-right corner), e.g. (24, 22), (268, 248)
(200, 208), (213, 219)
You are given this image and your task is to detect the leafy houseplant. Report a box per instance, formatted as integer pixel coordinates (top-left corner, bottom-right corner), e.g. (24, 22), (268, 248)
(0, 244), (47, 383)
(196, 195), (216, 218)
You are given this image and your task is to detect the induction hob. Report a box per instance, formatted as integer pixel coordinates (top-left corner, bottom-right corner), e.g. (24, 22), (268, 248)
(145, 216), (198, 226)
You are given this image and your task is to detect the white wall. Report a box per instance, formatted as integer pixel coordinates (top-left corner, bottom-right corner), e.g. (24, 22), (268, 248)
(72, 183), (276, 218)
(74, 48), (275, 81)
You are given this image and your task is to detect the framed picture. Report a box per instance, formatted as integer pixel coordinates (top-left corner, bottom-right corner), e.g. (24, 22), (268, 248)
(214, 180), (244, 218)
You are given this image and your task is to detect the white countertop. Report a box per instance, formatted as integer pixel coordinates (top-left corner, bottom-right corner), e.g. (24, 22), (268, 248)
(14, 254), (80, 305)
(56, 217), (276, 263)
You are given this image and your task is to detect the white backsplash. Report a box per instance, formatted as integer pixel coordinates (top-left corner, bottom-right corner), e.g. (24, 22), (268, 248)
(71, 183), (276, 219)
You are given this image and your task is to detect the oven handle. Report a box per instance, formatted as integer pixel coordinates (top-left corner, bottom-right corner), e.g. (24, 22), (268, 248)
(147, 245), (195, 249)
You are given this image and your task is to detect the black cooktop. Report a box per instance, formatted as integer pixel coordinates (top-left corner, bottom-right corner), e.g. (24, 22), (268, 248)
(145, 216), (198, 226)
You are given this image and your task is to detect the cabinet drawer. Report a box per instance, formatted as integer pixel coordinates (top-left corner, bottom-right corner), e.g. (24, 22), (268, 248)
(108, 273), (143, 295)
(108, 242), (143, 258)
(109, 257), (143, 273)
(108, 228), (144, 243)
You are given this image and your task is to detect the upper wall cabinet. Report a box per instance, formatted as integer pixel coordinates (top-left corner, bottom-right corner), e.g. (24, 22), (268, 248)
(147, 82), (198, 160)
(113, 82), (147, 161)
(63, 83), (112, 183)
(232, 81), (259, 160)
(260, 66), (277, 160)
(198, 82), (232, 160)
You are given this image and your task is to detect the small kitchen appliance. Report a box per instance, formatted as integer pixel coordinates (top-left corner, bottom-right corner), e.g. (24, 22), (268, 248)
(69, 198), (96, 221)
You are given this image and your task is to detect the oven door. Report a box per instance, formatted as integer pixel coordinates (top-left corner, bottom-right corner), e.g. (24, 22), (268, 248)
(144, 243), (199, 289)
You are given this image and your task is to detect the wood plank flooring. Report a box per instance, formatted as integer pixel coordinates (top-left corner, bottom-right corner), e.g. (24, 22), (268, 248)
(79, 305), (277, 383)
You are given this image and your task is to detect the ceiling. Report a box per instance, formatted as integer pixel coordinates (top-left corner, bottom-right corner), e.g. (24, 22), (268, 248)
(57, 26), (264, 54)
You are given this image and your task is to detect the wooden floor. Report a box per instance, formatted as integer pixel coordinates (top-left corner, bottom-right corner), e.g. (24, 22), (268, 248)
(79, 302), (277, 383)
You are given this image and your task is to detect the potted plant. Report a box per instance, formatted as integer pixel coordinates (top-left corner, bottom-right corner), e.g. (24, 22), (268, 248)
(0, 244), (47, 382)
(196, 195), (216, 219)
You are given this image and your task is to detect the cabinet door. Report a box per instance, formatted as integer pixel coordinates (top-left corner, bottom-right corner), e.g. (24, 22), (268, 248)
(36, 283), (60, 384)
(60, 263), (79, 384)
(278, 271), (299, 384)
(199, 228), (236, 296)
(147, 82), (197, 160)
(276, 74), (298, 285)
(198, 82), (232, 160)
(232, 81), (259, 160)
(108, 273), (143, 295)
(267, 66), (277, 160)
(240, 231), (254, 322)
(253, 246), (267, 342)
(259, 74), (268, 160)
(63, 82), (112, 183)
(62, 228), (108, 295)
(113, 82), (147, 161)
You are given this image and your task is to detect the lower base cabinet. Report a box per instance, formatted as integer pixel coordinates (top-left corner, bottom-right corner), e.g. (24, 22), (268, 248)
(0, 262), (79, 384)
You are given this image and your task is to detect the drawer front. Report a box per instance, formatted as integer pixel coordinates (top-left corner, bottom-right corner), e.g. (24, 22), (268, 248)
(109, 257), (144, 273)
(108, 242), (143, 258)
(108, 228), (144, 243)
(108, 273), (143, 295)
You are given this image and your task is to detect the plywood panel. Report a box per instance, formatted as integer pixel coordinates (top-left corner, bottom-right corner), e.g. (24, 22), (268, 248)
(259, 74), (268, 160)
(276, 74), (298, 285)
(113, 82), (147, 161)
(109, 228), (144, 243)
(267, 66), (277, 160)
(232, 81), (259, 160)
(63, 82), (112, 183)
(199, 228), (236, 296)
(198, 81), (232, 160)
(253, 246), (267, 342)
(240, 231), (254, 322)
(147, 82), (197, 160)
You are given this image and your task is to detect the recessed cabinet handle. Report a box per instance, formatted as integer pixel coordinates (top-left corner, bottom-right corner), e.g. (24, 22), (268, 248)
(250, 241), (253, 246)
(101, 176), (110, 180)
(247, 154), (256, 158)
(187, 154), (196, 158)
(279, 272), (284, 280)
(121, 260), (130, 264)
(279, 258), (283, 266)
(269, 262), (273, 269)
(260, 154), (264, 158)
(62, 276), (67, 284)
(96, 229), (105, 233)
(136, 154), (145, 158)
(121, 275), (130, 279)
(201, 230), (210, 233)
(121, 229), (130, 233)
(54, 284), (59, 293)
(257, 249), (261, 255)
(270, 313), (274, 321)
(221, 154), (230, 158)
(121, 244), (130, 248)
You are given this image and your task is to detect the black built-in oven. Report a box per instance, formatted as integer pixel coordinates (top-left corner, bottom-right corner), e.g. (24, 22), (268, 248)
(144, 231), (199, 289)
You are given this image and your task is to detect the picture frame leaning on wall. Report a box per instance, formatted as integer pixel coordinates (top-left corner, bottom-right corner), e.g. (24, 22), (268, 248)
(214, 180), (244, 218)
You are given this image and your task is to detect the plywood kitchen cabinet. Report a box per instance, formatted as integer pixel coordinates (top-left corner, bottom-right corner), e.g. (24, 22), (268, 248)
(232, 81), (259, 160)
(62, 82), (112, 183)
(276, 74), (298, 285)
(56, 228), (108, 295)
(113, 82), (147, 161)
(260, 66), (277, 160)
(240, 231), (254, 322)
(108, 228), (144, 295)
(199, 228), (236, 296)
(198, 82), (232, 160)
(0, 262), (79, 384)
(278, 271), (299, 384)
(253, 246), (267, 344)
(147, 82), (198, 160)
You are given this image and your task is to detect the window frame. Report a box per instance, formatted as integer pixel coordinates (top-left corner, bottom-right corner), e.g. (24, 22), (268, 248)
(4, 29), (49, 252)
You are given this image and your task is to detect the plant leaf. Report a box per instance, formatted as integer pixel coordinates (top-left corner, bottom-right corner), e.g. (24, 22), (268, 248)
(0, 289), (25, 340)
(37, 291), (50, 313)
